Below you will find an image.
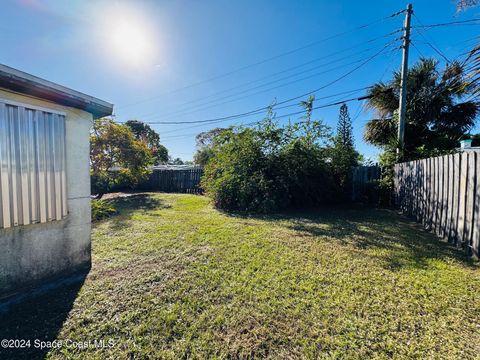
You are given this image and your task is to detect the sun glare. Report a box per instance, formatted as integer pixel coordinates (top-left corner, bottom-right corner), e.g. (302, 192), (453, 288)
(102, 7), (157, 69)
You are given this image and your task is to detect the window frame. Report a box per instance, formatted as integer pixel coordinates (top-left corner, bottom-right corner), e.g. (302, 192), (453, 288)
(0, 98), (68, 229)
(0, 98), (66, 117)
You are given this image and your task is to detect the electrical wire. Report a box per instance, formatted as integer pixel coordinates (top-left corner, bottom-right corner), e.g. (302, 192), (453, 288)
(412, 18), (480, 29)
(411, 40), (427, 58)
(351, 100), (365, 122)
(140, 45), (399, 122)
(116, 8), (407, 110)
(126, 40), (394, 130)
(140, 87), (369, 125)
(160, 85), (391, 141)
(125, 31), (403, 120)
(161, 94), (368, 141)
(412, 14), (451, 63)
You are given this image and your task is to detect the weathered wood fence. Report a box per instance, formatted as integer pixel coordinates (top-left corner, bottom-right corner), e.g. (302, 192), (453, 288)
(394, 151), (480, 257)
(352, 165), (382, 202)
(140, 166), (203, 194)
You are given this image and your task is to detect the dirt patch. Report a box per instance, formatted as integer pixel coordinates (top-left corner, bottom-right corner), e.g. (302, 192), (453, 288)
(101, 191), (150, 200)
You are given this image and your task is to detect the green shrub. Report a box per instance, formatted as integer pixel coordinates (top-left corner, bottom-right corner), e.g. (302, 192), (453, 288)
(91, 199), (117, 221)
(201, 127), (289, 212)
(201, 108), (344, 213)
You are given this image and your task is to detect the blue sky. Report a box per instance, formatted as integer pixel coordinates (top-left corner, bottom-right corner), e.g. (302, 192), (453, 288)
(1, 0), (479, 161)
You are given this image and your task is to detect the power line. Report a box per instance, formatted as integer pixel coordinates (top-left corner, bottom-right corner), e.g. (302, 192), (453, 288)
(408, 31), (477, 66)
(115, 8), (406, 110)
(378, 42), (402, 81)
(261, 41), (396, 108)
(126, 41), (393, 132)
(132, 51), (379, 121)
(141, 87), (370, 125)
(456, 35), (480, 54)
(140, 44), (399, 122)
(412, 18), (480, 29)
(126, 31), (403, 120)
(161, 93), (370, 141)
(153, 91), (368, 138)
(416, 39), (450, 62)
(351, 100), (365, 122)
(410, 40), (427, 58)
(412, 14), (451, 63)
(162, 86), (393, 140)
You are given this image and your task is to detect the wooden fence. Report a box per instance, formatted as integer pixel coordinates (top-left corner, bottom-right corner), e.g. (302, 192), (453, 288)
(140, 166), (203, 194)
(394, 151), (480, 257)
(352, 165), (382, 202)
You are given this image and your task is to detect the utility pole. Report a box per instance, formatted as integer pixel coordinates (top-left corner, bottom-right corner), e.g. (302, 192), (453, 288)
(397, 3), (413, 158)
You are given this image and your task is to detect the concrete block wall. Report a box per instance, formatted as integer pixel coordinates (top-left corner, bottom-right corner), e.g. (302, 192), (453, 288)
(0, 89), (92, 298)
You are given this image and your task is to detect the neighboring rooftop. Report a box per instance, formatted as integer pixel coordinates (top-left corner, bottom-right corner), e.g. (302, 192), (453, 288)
(0, 64), (113, 118)
(151, 165), (202, 170)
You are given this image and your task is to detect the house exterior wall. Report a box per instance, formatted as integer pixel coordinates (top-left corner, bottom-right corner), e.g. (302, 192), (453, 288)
(0, 89), (92, 298)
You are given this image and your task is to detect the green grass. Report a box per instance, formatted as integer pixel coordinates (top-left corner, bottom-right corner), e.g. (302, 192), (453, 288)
(2, 193), (480, 359)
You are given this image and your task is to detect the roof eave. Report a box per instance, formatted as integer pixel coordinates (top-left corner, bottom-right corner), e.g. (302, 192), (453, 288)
(0, 64), (113, 118)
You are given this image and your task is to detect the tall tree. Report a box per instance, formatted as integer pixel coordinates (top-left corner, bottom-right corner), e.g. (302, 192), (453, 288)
(330, 103), (359, 200)
(336, 103), (354, 147)
(125, 120), (169, 164)
(300, 95), (315, 145)
(196, 128), (227, 148)
(169, 157), (184, 165)
(194, 128), (227, 166)
(90, 119), (154, 198)
(364, 58), (479, 160)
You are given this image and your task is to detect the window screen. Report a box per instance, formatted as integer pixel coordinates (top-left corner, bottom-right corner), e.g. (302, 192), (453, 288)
(0, 101), (67, 229)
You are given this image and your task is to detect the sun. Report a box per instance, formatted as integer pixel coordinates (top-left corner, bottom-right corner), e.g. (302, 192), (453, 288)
(103, 8), (156, 68)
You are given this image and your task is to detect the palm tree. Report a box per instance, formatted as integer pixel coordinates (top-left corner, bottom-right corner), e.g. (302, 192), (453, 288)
(363, 58), (479, 160)
(465, 42), (480, 95)
(455, 1), (480, 98)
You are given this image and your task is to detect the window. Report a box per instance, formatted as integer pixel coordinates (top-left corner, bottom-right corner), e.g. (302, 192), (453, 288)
(0, 100), (67, 229)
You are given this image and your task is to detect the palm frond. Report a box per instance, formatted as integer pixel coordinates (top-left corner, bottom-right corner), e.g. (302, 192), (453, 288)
(363, 118), (396, 146)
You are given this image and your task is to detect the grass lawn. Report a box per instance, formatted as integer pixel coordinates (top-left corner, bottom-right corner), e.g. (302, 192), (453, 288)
(1, 193), (479, 359)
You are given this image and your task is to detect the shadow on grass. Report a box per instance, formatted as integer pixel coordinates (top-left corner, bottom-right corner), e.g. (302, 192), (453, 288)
(103, 193), (171, 231)
(0, 271), (87, 360)
(225, 207), (477, 270)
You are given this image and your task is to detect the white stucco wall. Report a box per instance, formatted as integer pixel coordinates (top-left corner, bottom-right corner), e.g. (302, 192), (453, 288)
(0, 89), (92, 298)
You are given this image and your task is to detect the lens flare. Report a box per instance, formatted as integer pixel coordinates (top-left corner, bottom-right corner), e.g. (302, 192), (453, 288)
(100, 5), (158, 69)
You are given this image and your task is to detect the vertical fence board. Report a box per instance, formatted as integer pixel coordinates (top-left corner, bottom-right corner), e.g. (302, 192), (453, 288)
(465, 153), (475, 252)
(435, 156), (442, 235)
(424, 158), (429, 229)
(432, 156), (439, 233)
(452, 153), (461, 244)
(472, 152), (480, 258)
(427, 157), (433, 230)
(413, 161), (418, 221)
(440, 155), (448, 238)
(394, 151), (479, 257)
(418, 160), (423, 221)
(445, 154), (451, 237)
(458, 154), (468, 247)
(437, 156), (444, 237)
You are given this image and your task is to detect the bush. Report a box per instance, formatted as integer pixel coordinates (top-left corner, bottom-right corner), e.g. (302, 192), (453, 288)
(91, 199), (117, 221)
(201, 111), (343, 213)
(201, 127), (289, 212)
(280, 139), (336, 207)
